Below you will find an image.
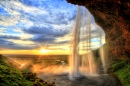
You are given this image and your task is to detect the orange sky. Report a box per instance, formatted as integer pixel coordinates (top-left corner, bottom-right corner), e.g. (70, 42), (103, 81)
(0, 49), (87, 55)
(0, 49), (70, 55)
(0, 38), (105, 55)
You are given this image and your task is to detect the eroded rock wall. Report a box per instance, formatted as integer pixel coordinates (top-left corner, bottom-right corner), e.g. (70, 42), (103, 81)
(67, 0), (130, 59)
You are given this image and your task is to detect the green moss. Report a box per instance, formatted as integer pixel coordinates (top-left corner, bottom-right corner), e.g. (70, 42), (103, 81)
(0, 55), (55, 86)
(0, 57), (33, 86)
(111, 60), (130, 86)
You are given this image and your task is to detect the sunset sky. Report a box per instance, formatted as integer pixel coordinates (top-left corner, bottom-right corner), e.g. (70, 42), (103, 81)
(0, 0), (105, 55)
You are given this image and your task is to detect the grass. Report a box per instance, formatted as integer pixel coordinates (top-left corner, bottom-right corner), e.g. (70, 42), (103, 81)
(0, 54), (55, 86)
(111, 60), (130, 86)
(0, 57), (32, 86)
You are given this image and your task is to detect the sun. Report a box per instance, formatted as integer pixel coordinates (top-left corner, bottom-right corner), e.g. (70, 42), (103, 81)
(39, 48), (50, 54)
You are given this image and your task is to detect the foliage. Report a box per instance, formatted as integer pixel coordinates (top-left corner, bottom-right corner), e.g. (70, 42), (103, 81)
(0, 55), (55, 86)
(111, 60), (130, 86)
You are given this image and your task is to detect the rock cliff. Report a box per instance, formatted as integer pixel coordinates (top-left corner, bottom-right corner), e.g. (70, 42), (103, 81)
(67, 0), (130, 59)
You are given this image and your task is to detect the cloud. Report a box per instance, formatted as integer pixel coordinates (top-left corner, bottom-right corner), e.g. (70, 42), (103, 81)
(0, 28), (6, 34)
(17, 0), (77, 26)
(0, 39), (16, 49)
(0, 35), (20, 40)
(0, 0), (105, 51)
(0, 1), (49, 28)
(0, 38), (37, 50)
(0, 0), (78, 50)
(22, 25), (73, 44)
(30, 34), (56, 43)
(56, 40), (69, 44)
(0, 34), (36, 50)
(0, 39), (13, 45)
(23, 26), (69, 36)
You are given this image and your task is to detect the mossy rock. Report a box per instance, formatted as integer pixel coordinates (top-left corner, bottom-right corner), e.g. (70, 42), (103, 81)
(110, 60), (130, 86)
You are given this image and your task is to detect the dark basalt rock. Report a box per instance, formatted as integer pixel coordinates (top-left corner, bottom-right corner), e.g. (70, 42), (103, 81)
(66, 0), (130, 59)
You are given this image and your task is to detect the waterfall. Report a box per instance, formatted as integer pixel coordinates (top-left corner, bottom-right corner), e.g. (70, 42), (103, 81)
(80, 8), (98, 75)
(81, 51), (98, 75)
(69, 6), (99, 80)
(69, 6), (81, 80)
(99, 32), (106, 73)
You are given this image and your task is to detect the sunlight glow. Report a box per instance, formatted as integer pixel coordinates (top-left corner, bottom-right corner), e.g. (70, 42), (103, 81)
(39, 48), (50, 54)
(19, 63), (25, 68)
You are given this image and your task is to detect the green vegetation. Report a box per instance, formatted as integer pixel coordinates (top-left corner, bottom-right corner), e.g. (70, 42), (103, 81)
(111, 60), (130, 86)
(0, 54), (55, 86)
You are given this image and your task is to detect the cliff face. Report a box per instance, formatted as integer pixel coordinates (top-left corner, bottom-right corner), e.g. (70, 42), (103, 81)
(67, 0), (130, 58)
